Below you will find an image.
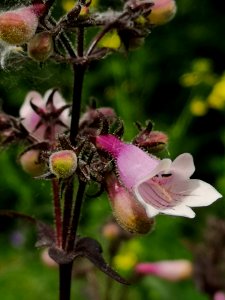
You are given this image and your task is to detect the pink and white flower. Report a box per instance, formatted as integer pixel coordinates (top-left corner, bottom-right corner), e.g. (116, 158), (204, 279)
(20, 89), (70, 141)
(96, 134), (222, 218)
(135, 260), (193, 281)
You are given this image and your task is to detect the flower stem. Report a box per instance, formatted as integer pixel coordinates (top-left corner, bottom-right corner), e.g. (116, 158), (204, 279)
(59, 27), (86, 300)
(70, 27), (86, 145)
(52, 179), (62, 248)
(66, 180), (86, 252)
(62, 178), (74, 249)
(59, 263), (73, 300)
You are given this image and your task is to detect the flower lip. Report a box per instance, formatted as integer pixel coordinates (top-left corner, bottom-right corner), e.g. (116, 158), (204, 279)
(133, 153), (222, 218)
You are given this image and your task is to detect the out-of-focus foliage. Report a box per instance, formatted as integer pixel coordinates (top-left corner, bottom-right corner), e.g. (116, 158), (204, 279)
(0, 0), (225, 299)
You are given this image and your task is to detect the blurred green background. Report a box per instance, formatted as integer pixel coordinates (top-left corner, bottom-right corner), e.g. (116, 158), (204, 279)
(0, 0), (225, 299)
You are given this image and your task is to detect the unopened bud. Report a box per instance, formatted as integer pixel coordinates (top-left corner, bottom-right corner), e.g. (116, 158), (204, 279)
(0, 4), (45, 45)
(20, 149), (46, 177)
(148, 0), (177, 26)
(133, 128), (168, 153)
(49, 150), (77, 178)
(106, 175), (154, 234)
(28, 32), (54, 62)
(135, 260), (193, 281)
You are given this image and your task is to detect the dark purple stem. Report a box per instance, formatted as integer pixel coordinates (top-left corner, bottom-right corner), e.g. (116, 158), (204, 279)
(66, 180), (86, 252)
(52, 179), (62, 248)
(62, 179), (74, 249)
(59, 27), (86, 300)
(59, 263), (73, 300)
(69, 27), (86, 145)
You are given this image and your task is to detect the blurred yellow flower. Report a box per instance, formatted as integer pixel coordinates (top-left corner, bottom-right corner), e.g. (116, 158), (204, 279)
(62, 0), (74, 12)
(190, 98), (208, 116)
(113, 253), (138, 271)
(180, 73), (200, 87)
(207, 76), (225, 110)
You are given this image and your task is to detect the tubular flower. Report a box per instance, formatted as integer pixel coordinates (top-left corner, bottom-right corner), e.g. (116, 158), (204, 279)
(19, 89), (70, 141)
(96, 134), (222, 218)
(135, 260), (193, 281)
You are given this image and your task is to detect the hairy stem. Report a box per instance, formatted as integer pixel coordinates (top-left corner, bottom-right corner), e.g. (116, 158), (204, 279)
(62, 179), (74, 249)
(59, 26), (86, 300)
(66, 180), (86, 252)
(52, 179), (62, 248)
(69, 27), (86, 145)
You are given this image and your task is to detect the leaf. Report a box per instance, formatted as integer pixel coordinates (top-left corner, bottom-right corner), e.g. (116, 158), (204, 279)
(48, 247), (76, 264)
(75, 237), (130, 285)
(35, 221), (55, 248)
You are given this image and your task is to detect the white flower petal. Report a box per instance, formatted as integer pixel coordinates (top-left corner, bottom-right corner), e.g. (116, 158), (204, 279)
(182, 179), (222, 207)
(135, 158), (172, 187)
(19, 91), (42, 118)
(161, 205), (196, 218)
(171, 153), (195, 178)
(142, 203), (160, 218)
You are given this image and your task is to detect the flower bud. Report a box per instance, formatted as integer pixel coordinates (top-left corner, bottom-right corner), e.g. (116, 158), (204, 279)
(106, 175), (154, 234)
(0, 4), (45, 45)
(135, 260), (193, 281)
(28, 32), (54, 62)
(147, 0), (177, 26)
(49, 150), (77, 179)
(20, 149), (46, 177)
(133, 129), (168, 153)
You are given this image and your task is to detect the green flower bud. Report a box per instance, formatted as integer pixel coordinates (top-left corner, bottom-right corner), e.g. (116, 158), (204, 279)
(49, 150), (77, 179)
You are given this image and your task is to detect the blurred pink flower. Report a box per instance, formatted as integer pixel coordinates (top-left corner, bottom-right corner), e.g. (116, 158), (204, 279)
(96, 134), (222, 218)
(135, 260), (193, 281)
(20, 89), (70, 141)
(135, 259), (193, 281)
(214, 292), (225, 300)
